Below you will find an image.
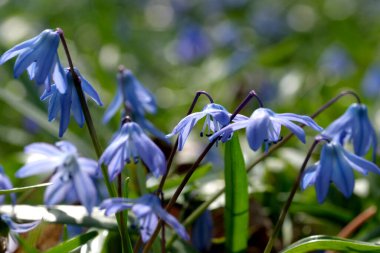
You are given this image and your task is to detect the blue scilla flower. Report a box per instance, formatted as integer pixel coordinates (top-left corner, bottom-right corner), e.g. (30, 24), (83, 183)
(0, 29), (67, 93)
(191, 209), (213, 251)
(210, 108), (323, 151)
(103, 68), (156, 123)
(0, 214), (40, 253)
(301, 140), (380, 203)
(100, 194), (189, 242)
(323, 103), (377, 161)
(40, 67), (103, 137)
(99, 121), (166, 180)
(167, 103), (230, 151)
(16, 141), (98, 214)
(0, 166), (16, 205)
(362, 64), (380, 98)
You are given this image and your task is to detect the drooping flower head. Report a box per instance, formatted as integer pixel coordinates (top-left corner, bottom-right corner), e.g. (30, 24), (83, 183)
(0, 214), (40, 253)
(167, 103), (230, 151)
(16, 141), (98, 213)
(100, 121), (166, 180)
(322, 103), (377, 161)
(40, 67), (103, 137)
(210, 108), (323, 151)
(0, 166), (16, 206)
(103, 68), (156, 123)
(0, 29), (66, 93)
(301, 139), (380, 203)
(100, 195), (189, 242)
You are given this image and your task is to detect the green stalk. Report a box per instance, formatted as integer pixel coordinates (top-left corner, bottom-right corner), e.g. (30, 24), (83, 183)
(57, 28), (132, 253)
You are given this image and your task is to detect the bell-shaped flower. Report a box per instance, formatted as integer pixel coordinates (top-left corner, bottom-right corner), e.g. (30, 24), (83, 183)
(40, 67), (103, 137)
(0, 166), (16, 205)
(0, 214), (40, 253)
(99, 121), (166, 180)
(0, 29), (66, 93)
(322, 103), (377, 161)
(103, 68), (156, 123)
(210, 108), (323, 151)
(167, 103), (230, 151)
(16, 141), (98, 214)
(100, 194), (189, 242)
(301, 140), (380, 203)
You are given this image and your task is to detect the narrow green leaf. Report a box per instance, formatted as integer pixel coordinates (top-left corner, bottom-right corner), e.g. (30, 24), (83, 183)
(0, 183), (52, 195)
(281, 235), (380, 253)
(44, 230), (98, 253)
(224, 134), (248, 253)
(16, 234), (41, 253)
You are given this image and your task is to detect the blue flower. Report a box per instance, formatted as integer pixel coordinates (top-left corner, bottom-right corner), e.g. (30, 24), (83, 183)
(40, 67), (103, 137)
(191, 209), (213, 251)
(100, 194), (189, 242)
(0, 166), (16, 205)
(103, 69), (156, 123)
(322, 103), (377, 161)
(99, 121), (166, 180)
(16, 141), (98, 214)
(0, 29), (67, 93)
(301, 140), (380, 203)
(1, 214), (40, 252)
(134, 113), (168, 142)
(210, 108), (323, 151)
(362, 64), (380, 98)
(167, 103), (230, 151)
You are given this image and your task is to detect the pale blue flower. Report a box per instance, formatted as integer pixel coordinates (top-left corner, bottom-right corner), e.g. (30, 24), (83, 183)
(103, 69), (156, 123)
(0, 29), (67, 93)
(323, 103), (377, 161)
(40, 67), (103, 137)
(301, 140), (380, 203)
(16, 141), (98, 213)
(0, 166), (15, 206)
(99, 122), (166, 180)
(100, 194), (189, 242)
(167, 103), (230, 151)
(1, 214), (40, 253)
(210, 108), (323, 151)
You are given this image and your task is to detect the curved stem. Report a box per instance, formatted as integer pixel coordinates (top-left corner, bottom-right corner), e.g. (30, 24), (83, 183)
(263, 139), (320, 253)
(57, 28), (131, 253)
(229, 90), (263, 121)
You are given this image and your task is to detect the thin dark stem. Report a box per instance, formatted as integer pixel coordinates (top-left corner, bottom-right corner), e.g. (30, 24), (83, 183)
(263, 140), (320, 253)
(229, 90), (263, 121)
(57, 28), (130, 253)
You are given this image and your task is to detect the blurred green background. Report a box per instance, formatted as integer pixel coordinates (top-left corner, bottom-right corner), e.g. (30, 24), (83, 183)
(1, 0), (380, 252)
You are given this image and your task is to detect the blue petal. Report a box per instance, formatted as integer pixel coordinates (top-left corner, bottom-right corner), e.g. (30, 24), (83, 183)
(52, 57), (67, 94)
(342, 148), (380, 175)
(24, 142), (62, 157)
(135, 114), (169, 143)
(1, 215), (40, 233)
(44, 172), (73, 205)
(16, 159), (60, 178)
(138, 213), (158, 242)
(58, 92), (72, 137)
(315, 144), (334, 203)
(209, 120), (249, 143)
(277, 113), (323, 132)
(100, 198), (134, 216)
(0, 36), (38, 64)
(73, 170), (96, 214)
(133, 125), (166, 177)
(272, 117), (306, 143)
(71, 88), (85, 127)
(300, 163), (319, 190)
(78, 158), (98, 176)
(79, 73), (103, 106)
(331, 146), (355, 198)
(154, 205), (189, 241)
(103, 88), (123, 124)
(246, 110), (270, 151)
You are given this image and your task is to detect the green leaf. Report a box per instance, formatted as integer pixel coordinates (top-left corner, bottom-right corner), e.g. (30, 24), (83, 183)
(44, 230), (98, 253)
(16, 234), (40, 253)
(0, 183), (52, 195)
(224, 134), (249, 253)
(281, 235), (380, 253)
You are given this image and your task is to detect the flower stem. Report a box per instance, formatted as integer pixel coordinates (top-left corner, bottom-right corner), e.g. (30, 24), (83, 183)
(57, 28), (131, 253)
(263, 139), (320, 253)
(165, 90), (362, 246)
(229, 90), (263, 121)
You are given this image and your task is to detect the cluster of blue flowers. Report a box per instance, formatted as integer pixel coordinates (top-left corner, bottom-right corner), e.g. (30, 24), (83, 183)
(1, 28), (380, 252)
